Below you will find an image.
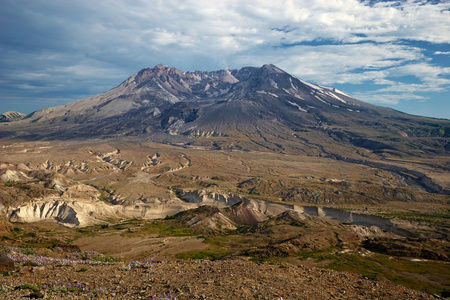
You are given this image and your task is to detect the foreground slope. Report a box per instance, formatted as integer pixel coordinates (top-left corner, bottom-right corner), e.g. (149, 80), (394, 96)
(1, 257), (435, 299)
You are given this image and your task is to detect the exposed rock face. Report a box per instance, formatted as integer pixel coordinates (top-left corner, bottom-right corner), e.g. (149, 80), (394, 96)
(6, 198), (197, 228)
(223, 201), (267, 225)
(7, 199), (109, 227)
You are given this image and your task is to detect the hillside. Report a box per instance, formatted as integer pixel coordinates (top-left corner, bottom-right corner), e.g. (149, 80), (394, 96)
(0, 111), (25, 123)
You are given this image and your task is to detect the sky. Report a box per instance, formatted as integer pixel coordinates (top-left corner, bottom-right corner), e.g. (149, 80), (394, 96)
(0, 0), (449, 119)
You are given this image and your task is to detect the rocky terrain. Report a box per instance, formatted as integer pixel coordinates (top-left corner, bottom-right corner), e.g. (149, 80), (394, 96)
(0, 257), (437, 299)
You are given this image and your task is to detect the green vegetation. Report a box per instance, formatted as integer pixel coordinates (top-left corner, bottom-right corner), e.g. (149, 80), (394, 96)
(118, 220), (195, 237)
(295, 248), (449, 296)
(295, 246), (336, 261)
(203, 234), (267, 250)
(176, 233), (267, 260)
(374, 210), (450, 226)
(175, 248), (231, 260)
(22, 248), (35, 255)
(16, 283), (41, 292)
(77, 228), (96, 236)
(74, 218), (196, 238)
(134, 223), (195, 237)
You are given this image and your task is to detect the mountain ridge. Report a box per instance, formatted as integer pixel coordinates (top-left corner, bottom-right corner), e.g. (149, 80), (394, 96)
(1, 64), (449, 158)
(0, 111), (26, 123)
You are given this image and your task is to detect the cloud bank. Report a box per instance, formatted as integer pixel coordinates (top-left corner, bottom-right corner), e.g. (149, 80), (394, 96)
(0, 0), (449, 118)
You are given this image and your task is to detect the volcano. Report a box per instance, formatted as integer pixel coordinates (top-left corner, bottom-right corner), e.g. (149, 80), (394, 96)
(2, 64), (449, 157)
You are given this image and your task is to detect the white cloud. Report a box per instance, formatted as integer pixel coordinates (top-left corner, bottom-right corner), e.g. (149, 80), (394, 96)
(352, 91), (427, 105)
(0, 0), (449, 117)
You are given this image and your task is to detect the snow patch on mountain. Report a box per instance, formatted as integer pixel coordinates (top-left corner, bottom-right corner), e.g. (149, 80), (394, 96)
(287, 101), (307, 112)
(269, 79), (278, 89)
(299, 79), (323, 91)
(289, 78), (297, 90)
(257, 91), (278, 98)
(325, 91), (347, 104)
(333, 88), (351, 98)
(314, 95), (330, 105)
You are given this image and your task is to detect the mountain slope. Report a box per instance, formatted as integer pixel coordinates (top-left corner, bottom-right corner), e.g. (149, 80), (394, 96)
(0, 111), (25, 122)
(3, 64), (449, 157)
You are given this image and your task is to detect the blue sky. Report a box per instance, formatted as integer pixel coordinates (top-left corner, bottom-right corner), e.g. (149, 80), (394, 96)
(0, 0), (449, 119)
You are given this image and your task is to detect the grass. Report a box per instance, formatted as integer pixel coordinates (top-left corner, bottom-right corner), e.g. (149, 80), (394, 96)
(175, 248), (232, 260)
(16, 283), (41, 292)
(175, 232), (272, 261)
(295, 246), (336, 261)
(295, 248), (450, 296)
(373, 210), (450, 226)
(205, 233), (267, 248)
(175, 232), (268, 260)
(122, 221), (195, 237)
